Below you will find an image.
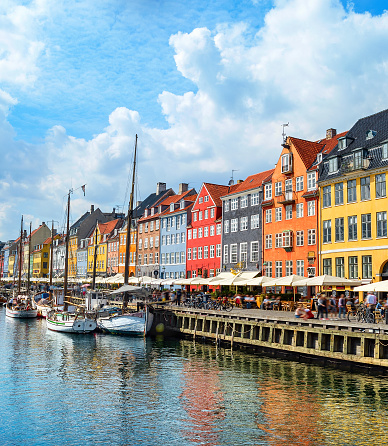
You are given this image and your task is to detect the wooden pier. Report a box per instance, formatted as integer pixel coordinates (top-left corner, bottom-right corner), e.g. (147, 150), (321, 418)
(153, 306), (388, 373)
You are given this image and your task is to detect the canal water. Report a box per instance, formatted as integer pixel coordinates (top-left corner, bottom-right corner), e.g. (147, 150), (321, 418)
(1, 308), (387, 446)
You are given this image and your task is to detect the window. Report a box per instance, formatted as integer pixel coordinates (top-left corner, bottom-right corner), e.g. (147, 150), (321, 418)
(285, 205), (292, 220)
(198, 228), (203, 238)
(347, 179), (357, 203)
(335, 257), (345, 277)
(323, 186), (331, 208)
(144, 254), (147, 265)
(383, 143), (388, 159)
(210, 245), (215, 258)
(240, 216), (248, 231)
(348, 216), (357, 241)
(199, 197), (203, 204)
(176, 233), (180, 244)
(216, 244), (221, 258)
(199, 211), (202, 221)
(155, 220), (160, 230)
(334, 183), (344, 205)
(193, 229), (197, 239)
(275, 233), (282, 248)
(275, 261), (282, 277)
(323, 258), (332, 276)
(230, 244), (238, 263)
(193, 247), (197, 260)
(149, 253), (153, 264)
(296, 203), (303, 218)
(210, 208), (215, 218)
(265, 261), (272, 277)
(204, 246), (208, 259)
(323, 220), (332, 243)
(307, 201), (315, 216)
(377, 211), (387, 238)
(204, 226), (209, 237)
(354, 150), (363, 169)
(193, 212), (197, 222)
(264, 184), (272, 200)
(282, 231), (293, 248)
(198, 247), (202, 259)
(265, 234), (272, 249)
(251, 193), (259, 206)
(166, 235), (170, 245)
(295, 176), (304, 192)
(224, 244), (229, 263)
(281, 153), (292, 173)
(240, 243), (248, 264)
(181, 232), (185, 243)
(360, 176), (370, 201)
(307, 172), (316, 190)
(308, 229), (316, 245)
(296, 230), (304, 246)
(335, 217), (344, 242)
(349, 256), (358, 279)
(210, 226), (215, 236)
(296, 260), (304, 277)
(204, 195), (209, 202)
(231, 218), (238, 232)
(275, 182), (282, 196)
(275, 207), (282, 221)
(285, 179), (292, 192)
(224, 220), (229, 234)
(251, 214), (260, 229)
(251, 241), (259, 262)
(265, 209), (272, 223)
(328, 157), (338, 173)
(216, 224), (221, 235)
(224, 201), (230, 212)
(204, 210), (208, 219)
(149, 237), (154, 248)
(361, 213), (372, 239)
(362, 255), (372, 279)
(240, 195), (248, 208)
(187, 229), (192, 240)
(285, 260), (293, 276)
(231, 198), (238, 210)
(376, 173), (386, 198)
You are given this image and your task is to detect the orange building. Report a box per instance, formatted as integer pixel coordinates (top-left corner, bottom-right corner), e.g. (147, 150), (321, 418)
(262, 131), (342, 288)
(118, 223), (137, 277)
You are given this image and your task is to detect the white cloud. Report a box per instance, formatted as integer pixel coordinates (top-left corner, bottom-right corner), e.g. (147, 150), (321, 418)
(2, 0), (388, 238)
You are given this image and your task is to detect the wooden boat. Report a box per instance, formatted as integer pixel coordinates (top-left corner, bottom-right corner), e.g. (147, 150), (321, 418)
(96, 135), (153, 336)
(6, 296), (38, 318)
(46, 309), (97, 333)
(6, 218), (38, 319)
(47, 185), (95, 334)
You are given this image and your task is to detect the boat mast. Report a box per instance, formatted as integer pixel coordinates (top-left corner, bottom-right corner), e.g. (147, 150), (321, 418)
(92, 222), (98, 289)
(49, 221), (54, 289)
(27, 222), (32, 293)
(124, 134), (137, 286)
(17, 216), (23, 295)
(63, 190), (71, 311)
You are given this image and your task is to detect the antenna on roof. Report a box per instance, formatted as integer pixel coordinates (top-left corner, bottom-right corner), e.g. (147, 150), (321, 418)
(282, 123), (289, 144)
(229, 169), (238, 186)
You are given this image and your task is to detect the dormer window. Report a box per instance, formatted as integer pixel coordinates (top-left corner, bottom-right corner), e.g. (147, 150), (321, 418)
(144, 209), (148, 217)
(158, 205), (162, 214)
(151, 208), (154, 216)
(170, 203), (174, 212)
(382, 143), (388, 159)
(328, 157), (338, 173)
(366, 130), (377, 140)
(316, 153), (322, 164)
(180, 200), (184, 209)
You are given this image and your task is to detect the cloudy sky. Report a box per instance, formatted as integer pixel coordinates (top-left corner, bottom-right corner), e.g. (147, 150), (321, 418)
(1, 0), (388, 240)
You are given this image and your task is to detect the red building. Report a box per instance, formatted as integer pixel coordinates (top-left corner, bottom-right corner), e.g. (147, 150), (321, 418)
(186, 183), (230, 283)
(262, 130), (343, 286)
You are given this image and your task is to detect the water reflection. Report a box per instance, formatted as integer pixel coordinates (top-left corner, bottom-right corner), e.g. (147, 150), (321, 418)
(2, 308), (388, 446)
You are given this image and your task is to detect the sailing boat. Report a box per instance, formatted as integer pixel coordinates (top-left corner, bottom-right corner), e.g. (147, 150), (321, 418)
(6, 217), (38, 318)
(96, 135), (154, 336)
(46, 188), (97, 333)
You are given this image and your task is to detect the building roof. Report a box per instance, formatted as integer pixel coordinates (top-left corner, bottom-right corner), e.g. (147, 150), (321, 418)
(288, 137), (325, 169)
(202, 183), (230, 207)
(221, 169), (275, 197)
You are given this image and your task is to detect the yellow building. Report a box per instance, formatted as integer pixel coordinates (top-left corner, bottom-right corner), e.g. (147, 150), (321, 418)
(69, 235), (78, 278)
(319, 110), (388, 283)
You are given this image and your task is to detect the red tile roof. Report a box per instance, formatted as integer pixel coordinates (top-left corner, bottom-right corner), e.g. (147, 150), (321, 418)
(222, 169), (275, 196)
(320, 130), (348, 155)
(203, 183), (230, 207)
(289, 137), (324, 169)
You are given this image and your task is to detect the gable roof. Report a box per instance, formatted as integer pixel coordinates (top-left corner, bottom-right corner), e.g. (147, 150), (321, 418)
(201, 183), (230, 207)
(288, 137), (324, 169)
(222, 169), (275, 197)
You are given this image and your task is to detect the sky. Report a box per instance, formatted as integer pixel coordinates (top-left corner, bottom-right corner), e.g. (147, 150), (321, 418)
(1, 0), (388, 240)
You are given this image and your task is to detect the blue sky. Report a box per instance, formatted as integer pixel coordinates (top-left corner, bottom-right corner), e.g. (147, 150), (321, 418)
(1, 0), (388, 239)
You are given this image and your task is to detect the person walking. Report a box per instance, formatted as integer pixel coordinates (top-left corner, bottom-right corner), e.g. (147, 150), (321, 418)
(176, 288), (182, 306)
(338, 294), (346, 319)
(317, 294), (328, 320)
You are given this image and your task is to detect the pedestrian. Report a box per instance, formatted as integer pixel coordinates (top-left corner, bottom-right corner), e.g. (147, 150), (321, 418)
(176, 288), (182, 306)
(338, 293), (346, 319)
(329, 294), (337, 319)
(317, 294), (328, 320)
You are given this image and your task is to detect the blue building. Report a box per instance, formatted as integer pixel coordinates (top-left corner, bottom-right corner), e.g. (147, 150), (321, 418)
(160, 187), (196, 286)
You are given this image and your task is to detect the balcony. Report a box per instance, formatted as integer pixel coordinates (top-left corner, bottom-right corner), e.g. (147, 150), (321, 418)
(341, 158), (370, 175)
(277, 191), (296, 204)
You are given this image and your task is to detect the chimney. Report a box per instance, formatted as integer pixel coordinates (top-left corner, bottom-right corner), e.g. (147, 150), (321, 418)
(326, 128), (337, 140)
(90, 205), (94, 213)
(178, 183), (188, 194)
(112, 207), (116, 214)
(156, 182), (166, 195)
(237, 180), (243, 184)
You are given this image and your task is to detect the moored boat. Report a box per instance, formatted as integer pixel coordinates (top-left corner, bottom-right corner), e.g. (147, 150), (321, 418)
(6, 296), (38, 318)
(46, 310), (97, 333)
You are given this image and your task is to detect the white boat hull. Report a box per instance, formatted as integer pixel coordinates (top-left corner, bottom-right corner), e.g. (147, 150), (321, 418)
(46, 312), (97, 333)
(97, 309), (154, 336)
(6, 306), (38, 318)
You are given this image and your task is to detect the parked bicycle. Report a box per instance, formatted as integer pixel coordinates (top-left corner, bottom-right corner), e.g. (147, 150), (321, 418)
(347, 304), (375, 323)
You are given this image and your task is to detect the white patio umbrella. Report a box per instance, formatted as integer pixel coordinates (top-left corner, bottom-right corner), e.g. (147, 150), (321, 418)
(140, 276), (154, 285)
(208, 272), (236, 286)
(353, 281), (388, 292)
(190, 277), (212, 285)
(293, 275), (361, 287)
(174, 278), (194, 285)
(263, 274), (306, 287)
(245, 276), (273, 286)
